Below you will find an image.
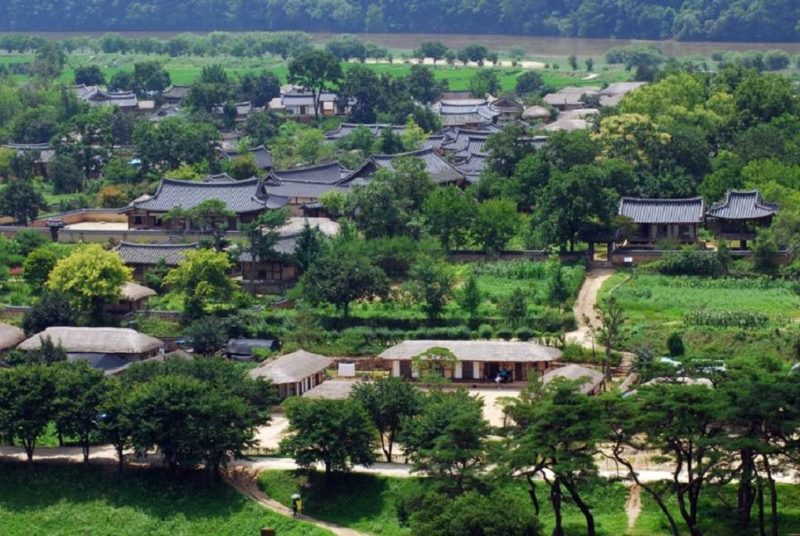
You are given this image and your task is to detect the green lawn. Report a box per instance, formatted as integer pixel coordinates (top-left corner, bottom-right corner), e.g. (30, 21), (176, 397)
(0, 462), (331, 536)
(259, 470), (630, 536)
(602, 272), (800, 359)
(0, 51), (630, 91)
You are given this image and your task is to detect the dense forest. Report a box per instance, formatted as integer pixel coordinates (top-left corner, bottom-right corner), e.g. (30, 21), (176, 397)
(1, 0), (799, 42)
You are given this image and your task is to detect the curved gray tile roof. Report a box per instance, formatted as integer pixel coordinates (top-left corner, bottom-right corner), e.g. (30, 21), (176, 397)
(707, 190), (778, 220)
(116, 242), (198, 266)
(618, 197), (705, 224)
(134, 178), (270, 214)
(371, 148), (465, 185)
(269, 162), (347, 185)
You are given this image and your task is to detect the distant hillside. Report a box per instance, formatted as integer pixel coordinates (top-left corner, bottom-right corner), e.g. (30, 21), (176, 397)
(1, 0), (799, 42)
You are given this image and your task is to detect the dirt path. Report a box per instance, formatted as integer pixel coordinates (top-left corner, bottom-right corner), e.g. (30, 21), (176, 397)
(625, 484), (642, 529)
(225, 466), (367, 536)
(565, 268), (615, 349)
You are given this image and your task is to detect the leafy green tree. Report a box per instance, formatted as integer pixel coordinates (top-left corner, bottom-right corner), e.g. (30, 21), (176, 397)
(339, 63), (382, 123)
(0, 365), (55, 461)
(23, 246), (60, 293)
(503, 379), (606, 536)
(402, 390), (490, 493)
(185, 199), (235, 250)
(294, 220), (326, 273)
(500, 287), (528, 328)
(237, 70), (280, 107)
(423, 186), (475, 251)
(469, 69), (500, 97)
(52, 360), (105, 462)
(97, 378), (135, 472)
(351, 377), (422, 462)
(596, 295), (626, 382)
(471, 199), (518, 255)
(0, 180), (46, 225)
(407, 255), (454, 323)
(47, 244), (131, 320)
(244, 110), (284, 145)
(22, 290), (77, 335)
(238, 208), (290, 292)
(32, 42), (66, 81)
(164, 248), (235, 319)
(132, 117), (219, 172)
(301, 247), (388, 319)
(458, 272), (482, 321)
(287, 49), (342, 121)
(325, 34), (367, 62)
(414, 42), (448, 64)
(14, 229), (48, 256)
(74, 64), (105, 85)
(132, 61), (171, 95)
(281, 398), (377, 477)
(372, 126), (405, 155)
(485, 123), (534, 177)
(184, 316), (228, 356)
(51, 152), (84, 194)
(516, 71), (545, 95)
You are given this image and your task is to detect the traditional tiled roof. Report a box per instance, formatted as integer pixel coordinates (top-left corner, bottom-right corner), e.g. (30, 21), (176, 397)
(379, 340), (561, 362)
(618, 197), (705, 224)
(707, 190), (778, 220)
(263, 181), (349, 199)
(269, 162), (348, 185)
(2, 143), (55, 163)
(433, 99), (500, 127)
(325, 123), (406, 140)
(543, 86), (601, 108)
(133, 178), (278, 214)
(203, 173), (238, 183)
(237, 237), (297, 262)
(86, 89), (138, 108)
(220, 145), (273, 170)
(248, 349), (332, 384)
(150, 105), (182, 122)
(116, 242), (198, 266)
(371, 147), (466, 185)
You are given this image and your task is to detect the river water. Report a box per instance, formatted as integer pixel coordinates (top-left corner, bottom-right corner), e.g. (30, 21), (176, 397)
(4, 31), (800, 57)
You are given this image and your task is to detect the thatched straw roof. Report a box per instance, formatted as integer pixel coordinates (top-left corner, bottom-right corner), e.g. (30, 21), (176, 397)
(120, 281), (157, 301)
(542, 364), (604, 394)
(303, 379), (356, 400)
(249, 349), (332, 384)
(0, 323), (25, 351)
(379, 340), (561, 363)
(19, 327), (163, 355)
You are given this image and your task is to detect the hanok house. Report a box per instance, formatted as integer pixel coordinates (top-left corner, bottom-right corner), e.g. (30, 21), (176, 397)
(490, 95), (524, 124)
(18, 327), (163, 373)
(542, 364), (605, 396)
(617, 197), (705, 244)
(220, 145), (273, 171)
(74, 85), (139, 111)
(162, 85), (191, 105)
(543, 86), (601, 111)
(272, 89), (351, 119)
(238, 236), (299, 291)
(0, 323), (25, 356)
(431, 98), (501, 128)
(706, 190), (778, 248)
(125, 177), (287, 230)
(265, 162), (352, 216)
(2, 143), (56, 177)
(380, 340), (561, 382)
(345, 148), (468, 188)
(248, 349), (332, 398)
(115, 241), (198, 281)
(104, 282), (158, 316)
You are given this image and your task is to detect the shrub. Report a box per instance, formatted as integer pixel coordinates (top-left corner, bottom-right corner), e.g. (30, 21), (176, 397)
(683, 310), (769, 329)
(667, 332), (685, 356)
(496, 326), (513, 340)
(657, 248), (727, 277)
(515, 327), (534, 341)
(477, 324), (493, 339)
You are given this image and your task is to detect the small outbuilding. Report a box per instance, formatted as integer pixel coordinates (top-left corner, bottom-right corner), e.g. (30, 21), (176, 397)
(542, 364), (605, 395)
(248, 349), (333, 398)
(226, 338), (281, 361)
(706, 190), (778, 248)
(380, 340), (561, 382)
(105, 282), (157, 315)
(0, 323), (25, 354)
(618, 197), (705, 244)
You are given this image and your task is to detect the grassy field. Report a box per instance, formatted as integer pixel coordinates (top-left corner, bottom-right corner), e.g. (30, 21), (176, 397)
(0, 462), (331, 536)
(602, 272), (800, 359)
(260, 470), (632, 536)
(260, 470), (800, 536)
(0, 51), (630, 91)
